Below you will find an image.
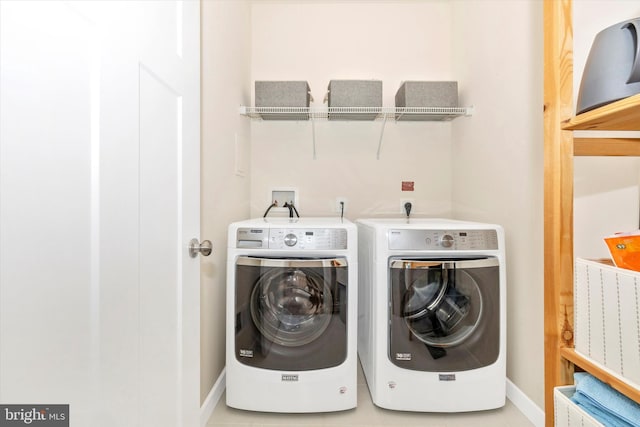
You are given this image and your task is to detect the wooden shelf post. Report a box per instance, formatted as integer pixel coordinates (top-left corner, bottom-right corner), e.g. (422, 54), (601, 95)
(543, 0), (575, 425)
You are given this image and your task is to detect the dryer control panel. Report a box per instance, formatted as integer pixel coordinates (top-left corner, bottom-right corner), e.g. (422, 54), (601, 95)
(236, 227), (348, 250)
(388, 229), (498, 251)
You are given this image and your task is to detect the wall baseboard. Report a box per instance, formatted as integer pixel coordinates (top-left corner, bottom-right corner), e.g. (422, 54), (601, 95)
(200, 369), (226, 427)
(506, 378), (544, 427)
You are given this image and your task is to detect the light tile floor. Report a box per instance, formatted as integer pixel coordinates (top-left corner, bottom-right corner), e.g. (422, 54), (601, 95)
(207, 361), (535, 427)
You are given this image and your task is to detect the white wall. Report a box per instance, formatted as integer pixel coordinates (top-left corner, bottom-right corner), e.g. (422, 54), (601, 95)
(201, 0), (573, 414)
(200, 0), (252, 403)
(451, 0), (544, 409)
(249, 0), (547, 412)
(573, 2), (640, 259)
(250, 1), (455, 219)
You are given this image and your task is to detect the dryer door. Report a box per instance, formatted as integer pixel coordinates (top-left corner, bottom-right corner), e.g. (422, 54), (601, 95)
(234, 256), (348, 371)
(389, 257), (500, 371)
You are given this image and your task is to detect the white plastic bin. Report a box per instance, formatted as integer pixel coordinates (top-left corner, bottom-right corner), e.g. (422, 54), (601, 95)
(554, 386), (603, 427)
(574, 258), (640, 388)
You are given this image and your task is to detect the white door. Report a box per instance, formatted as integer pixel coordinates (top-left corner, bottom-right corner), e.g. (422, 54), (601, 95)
(0, 2), (201, 426)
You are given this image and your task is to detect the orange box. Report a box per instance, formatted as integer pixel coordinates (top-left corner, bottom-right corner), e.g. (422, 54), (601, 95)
(604, 231), (640, 272)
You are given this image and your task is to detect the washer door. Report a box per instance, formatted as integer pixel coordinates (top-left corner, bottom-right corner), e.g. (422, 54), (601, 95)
(250, 267), (333, 347)
(234, 256), (348, 371)
(401, 263), (482, 348)
(389, 257), (500, 372)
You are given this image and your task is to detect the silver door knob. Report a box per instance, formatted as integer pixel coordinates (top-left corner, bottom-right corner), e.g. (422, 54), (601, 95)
(189, 239), (212, 258)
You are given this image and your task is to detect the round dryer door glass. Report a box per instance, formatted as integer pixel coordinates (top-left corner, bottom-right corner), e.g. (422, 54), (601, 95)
(250, 268), (333, 347)
(401, 262), (483, 347)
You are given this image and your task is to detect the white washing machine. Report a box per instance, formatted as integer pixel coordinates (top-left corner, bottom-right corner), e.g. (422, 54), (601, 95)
(357, 218), (506, 412)
(226, 217), (358, 412)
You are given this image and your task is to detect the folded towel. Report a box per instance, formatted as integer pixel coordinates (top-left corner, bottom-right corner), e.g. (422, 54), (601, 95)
(571, 372), (640, 427)
(572, 391), (635, 427)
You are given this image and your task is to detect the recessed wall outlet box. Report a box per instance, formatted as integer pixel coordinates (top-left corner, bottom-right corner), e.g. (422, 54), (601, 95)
(395, 81), (458, 121)
(269, 188), (298, 213)
(255, 81), (311, 120)
(327, 80), (382, 121)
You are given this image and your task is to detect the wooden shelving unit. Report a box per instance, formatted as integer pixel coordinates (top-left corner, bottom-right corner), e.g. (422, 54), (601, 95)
(544, 1), (640, 426)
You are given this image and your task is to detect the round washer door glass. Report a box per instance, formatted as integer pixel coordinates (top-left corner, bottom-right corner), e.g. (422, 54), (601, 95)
(389, 257), (500, 371)
(398, 261), (483, 348)
(250, 268), (333, 347)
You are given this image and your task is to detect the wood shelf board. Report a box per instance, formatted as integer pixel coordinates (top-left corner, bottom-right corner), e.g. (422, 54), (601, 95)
(573, 137), (640, 156)
(560, 348), (640, 404)
(562, 93), (640, 131)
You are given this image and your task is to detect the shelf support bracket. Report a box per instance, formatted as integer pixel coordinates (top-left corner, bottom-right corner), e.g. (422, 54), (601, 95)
(376, 113), (388, 160)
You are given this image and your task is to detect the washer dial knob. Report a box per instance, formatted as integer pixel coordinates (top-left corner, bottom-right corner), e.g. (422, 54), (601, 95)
(284, 233), (298, 247)
(441, 234), (454, 248)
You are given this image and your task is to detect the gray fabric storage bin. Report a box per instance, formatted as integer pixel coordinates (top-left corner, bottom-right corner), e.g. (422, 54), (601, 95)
(327, 80), (382, 120)
(395, 81), (458, 121)
(255, 81), (311, 120)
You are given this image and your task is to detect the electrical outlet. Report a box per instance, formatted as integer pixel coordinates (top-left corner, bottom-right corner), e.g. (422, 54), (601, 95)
(335, 197), (348, 214)
(400, 199), (414, 214)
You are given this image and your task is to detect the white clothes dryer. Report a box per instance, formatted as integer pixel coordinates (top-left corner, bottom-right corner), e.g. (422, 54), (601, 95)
(357, 218), (506, 412)
(226, 217), (357, 413)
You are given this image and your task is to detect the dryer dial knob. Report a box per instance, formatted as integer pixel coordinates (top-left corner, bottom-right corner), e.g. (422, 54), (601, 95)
(284, 233), (298, 247)
(441, 234), (454, 248)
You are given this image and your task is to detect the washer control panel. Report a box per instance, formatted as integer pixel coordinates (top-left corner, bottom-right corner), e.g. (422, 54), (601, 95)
(236, 227), (347, 250)
(388, 229), (498, 251)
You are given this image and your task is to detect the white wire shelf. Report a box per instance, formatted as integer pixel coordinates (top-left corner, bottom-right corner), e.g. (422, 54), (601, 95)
(238, 106), (474, 121)
(238, 105), (474, 160)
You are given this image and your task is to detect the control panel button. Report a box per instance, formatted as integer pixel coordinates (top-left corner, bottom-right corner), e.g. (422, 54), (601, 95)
(441, 234), (454, 248)
(284, 233), (298, 247)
